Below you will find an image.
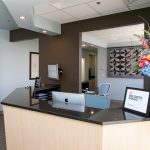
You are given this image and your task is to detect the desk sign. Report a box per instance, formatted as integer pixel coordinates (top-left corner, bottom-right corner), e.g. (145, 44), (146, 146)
(123, 87), (150, 116)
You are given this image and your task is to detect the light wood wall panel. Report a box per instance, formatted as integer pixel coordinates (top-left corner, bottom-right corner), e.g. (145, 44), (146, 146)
(102, 121), (150, 150)
(3, 106), (102, 150)
(3, 105), (150, 150)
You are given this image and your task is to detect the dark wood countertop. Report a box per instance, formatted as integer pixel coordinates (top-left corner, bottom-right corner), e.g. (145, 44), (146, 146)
(1, 87), (149, 125)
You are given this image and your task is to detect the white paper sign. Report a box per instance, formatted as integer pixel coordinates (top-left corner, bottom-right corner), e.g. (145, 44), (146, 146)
(48, 64), (59, 79)
(124, 89), (149, 113)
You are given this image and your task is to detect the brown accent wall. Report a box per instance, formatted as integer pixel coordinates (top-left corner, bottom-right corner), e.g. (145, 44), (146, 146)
(10, 7), (150, 93)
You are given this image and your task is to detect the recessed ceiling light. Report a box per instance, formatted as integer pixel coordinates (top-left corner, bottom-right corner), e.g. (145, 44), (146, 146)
(42, 30), (47, 34)
(91, 111), (94, 114)
(82, 44), (86, 47)
(19, 16), (26, 20)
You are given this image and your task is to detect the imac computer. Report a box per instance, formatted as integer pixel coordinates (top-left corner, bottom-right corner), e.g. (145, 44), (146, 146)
(52, 91), (85, 112)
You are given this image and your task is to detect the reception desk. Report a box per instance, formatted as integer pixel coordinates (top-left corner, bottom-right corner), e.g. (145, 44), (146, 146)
(1, 87), (150, 150)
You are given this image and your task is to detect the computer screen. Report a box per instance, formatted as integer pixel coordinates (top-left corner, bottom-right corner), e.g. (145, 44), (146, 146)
(52, 91), (85, 106)
(123, 87), (150, 116)
(48, 64), (59, 80)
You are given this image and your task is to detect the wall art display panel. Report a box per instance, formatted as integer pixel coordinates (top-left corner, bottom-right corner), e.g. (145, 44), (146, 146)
(107, 46), (143, 78)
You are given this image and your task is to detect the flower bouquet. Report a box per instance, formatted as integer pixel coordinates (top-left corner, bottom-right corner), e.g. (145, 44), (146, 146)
(133, 29), (150, 77)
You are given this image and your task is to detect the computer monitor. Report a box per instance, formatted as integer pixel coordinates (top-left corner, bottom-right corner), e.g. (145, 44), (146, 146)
(52, 91), (85, 112)
(123, 87), (150, 116)
(52, 91), (85, 106)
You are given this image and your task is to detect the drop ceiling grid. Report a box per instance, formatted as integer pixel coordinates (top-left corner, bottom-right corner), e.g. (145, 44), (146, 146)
(49, 0), (97, 9)
(88, 0), (129, 14)
(34, 0), (150, 24)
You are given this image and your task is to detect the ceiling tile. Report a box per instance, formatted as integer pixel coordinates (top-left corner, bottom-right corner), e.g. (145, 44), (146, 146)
(88, 0), (129, 14)
(125, 0), (150, 10)
(100, 7), (129, 16)
(84, 23), (144, 44)
(34, 3), (58, 15)
(77, 13), (100, 20)
(130, 3), (150, 10)
(63, 4), (99, 19)
(49, 0), (96, 9)
(41, 10), (76, 23)
(125, 0), (150, 6)
(59, 17), (78, 24)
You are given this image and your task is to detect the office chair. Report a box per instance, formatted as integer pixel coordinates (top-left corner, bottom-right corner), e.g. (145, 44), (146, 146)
(98, 83), (111, 96)
(84, 83), (111, 109)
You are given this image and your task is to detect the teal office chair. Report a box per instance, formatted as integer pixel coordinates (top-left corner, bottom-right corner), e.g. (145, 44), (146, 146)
(98, 83), (111, 96)
(85, 83), (111, 109)
(85, 94), (110, 109)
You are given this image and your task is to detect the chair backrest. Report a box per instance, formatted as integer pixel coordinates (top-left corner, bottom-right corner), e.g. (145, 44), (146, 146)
(98, 83), (111, 96)
(85, 94), (110, 109)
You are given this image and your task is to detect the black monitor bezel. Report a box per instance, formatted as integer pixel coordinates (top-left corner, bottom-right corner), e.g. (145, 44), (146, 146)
(123, 87), (150, 117)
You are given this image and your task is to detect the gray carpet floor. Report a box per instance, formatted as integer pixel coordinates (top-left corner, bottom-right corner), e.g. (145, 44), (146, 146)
(0, 114), (6, 150)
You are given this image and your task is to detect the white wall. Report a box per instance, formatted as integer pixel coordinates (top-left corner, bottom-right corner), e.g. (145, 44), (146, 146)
(82, 33), (107, 48)
(0, 29), (39, 110)
(97, 47), (143, 101)
(107, 41), (141, 48)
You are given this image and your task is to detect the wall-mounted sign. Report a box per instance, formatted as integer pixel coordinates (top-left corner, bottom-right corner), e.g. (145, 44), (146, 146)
(123, 87), (150, 116)
(48, 64), (59, 80)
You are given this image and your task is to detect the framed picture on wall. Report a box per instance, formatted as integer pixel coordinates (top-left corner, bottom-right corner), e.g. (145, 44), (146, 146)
(29, 52), (39, 80)
(107, 46), (143, 78)
(123, 87), (150, 116)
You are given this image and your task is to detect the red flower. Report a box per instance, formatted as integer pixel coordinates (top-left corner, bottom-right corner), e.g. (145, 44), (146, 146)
(139, 56), (150, 67)
(139, 62), (145, 68)
(139, 56), (147, 62)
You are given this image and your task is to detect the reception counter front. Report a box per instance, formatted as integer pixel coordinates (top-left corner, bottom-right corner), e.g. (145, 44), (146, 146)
(1, 87), (150, 150)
